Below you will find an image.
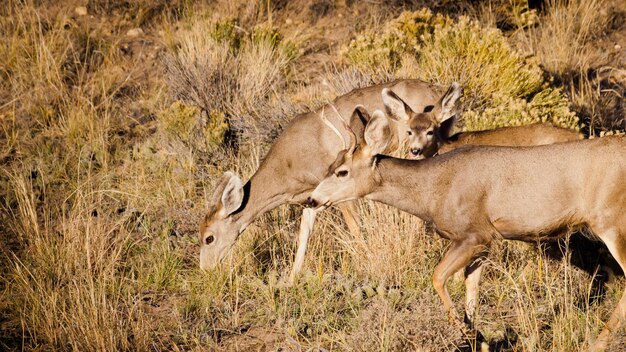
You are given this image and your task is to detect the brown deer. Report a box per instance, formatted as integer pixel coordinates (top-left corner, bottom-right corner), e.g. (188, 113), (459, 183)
(380, 87), (583, 159)
(382, 87), (595, 282)
(307, 108), (626, 351)
(199, 79), (462, 283)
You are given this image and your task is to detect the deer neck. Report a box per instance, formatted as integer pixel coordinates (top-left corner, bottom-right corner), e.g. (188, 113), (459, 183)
(365, 157), (438, 222)
(230, 168), (292, 234)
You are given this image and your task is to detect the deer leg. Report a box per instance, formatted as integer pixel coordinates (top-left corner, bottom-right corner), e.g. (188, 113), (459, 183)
(433, 239), (487, 322)
(287, 208), (318, 285)
(589, 227), (626, 352)
(338, 200), (361, 238)
(464, 252), (488, 329)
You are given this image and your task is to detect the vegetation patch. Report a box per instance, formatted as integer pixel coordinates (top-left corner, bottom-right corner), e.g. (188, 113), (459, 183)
(344, 9), (579, 131)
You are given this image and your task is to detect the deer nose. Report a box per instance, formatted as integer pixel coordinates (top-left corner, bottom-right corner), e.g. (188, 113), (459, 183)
(410, 148), (422, 156)
(305, 197), (318, 208)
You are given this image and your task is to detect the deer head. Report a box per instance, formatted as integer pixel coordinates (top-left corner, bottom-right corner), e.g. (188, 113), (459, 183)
(309, 108), (390, 209)
(199, 171), (245, 270)
(383, 82), (462, 159)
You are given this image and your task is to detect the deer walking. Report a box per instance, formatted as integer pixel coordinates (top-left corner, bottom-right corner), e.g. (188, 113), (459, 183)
(199, 79), (462, 283)
(307, 108), (626, 351)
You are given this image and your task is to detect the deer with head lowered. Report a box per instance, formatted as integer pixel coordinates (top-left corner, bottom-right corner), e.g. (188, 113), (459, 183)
(307, 108), (626, 351)
(199, 79), (462, 283)
(380, 87), (583, 160)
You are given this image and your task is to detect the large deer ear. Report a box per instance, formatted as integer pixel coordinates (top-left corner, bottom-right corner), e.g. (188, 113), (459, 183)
(434, 82), (462, 124)
(212, 172), (244, 216)
(364, 110), (391, 157)
(349, 105), (370, 145)
(382, 88), (413, 121)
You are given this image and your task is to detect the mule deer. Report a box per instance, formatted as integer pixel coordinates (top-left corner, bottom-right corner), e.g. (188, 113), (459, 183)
(381, 88), (594, 280)
(199, 79), (461, 283)
(307, 109), (626, 351)
(380, 87), (583, 159)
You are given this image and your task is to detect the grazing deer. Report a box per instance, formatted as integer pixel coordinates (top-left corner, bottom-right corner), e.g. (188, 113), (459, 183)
(199, 79), (462, 283)
(380, 87), (583, 159)
(307, 109), (626, 351)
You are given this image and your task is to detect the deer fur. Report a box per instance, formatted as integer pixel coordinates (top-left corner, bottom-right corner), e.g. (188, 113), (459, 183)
(381, 85), (583, 159)
(308, 108), (625, 351)
(199, 79), (461, 283)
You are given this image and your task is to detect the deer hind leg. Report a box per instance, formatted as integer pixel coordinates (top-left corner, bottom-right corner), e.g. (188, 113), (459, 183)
(287, 208), (318, 285)
(433, 238), (488, 323)
(338, 200), (361, 239)
(590, 227), (626, 352)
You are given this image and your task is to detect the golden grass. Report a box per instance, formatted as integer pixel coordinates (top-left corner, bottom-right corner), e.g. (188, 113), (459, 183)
(513, 0), (611, 75)
(1, 0), (625, 351)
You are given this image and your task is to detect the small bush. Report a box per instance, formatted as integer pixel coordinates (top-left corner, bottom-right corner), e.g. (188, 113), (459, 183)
(163, 17), (297, 145)
(158, 101), (228, 153)
(343, 9), (579, 131)
(344, 9), (450, 75)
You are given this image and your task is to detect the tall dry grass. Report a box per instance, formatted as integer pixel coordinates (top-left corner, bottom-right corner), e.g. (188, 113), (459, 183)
(1, 1), (625, 351)
(7, 172), (149, 351)
(513, 0), (611, 76)
(509, 0), (624, 133)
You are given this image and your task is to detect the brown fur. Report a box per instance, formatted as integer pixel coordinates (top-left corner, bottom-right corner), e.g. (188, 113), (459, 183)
(310, 118), (625, 352)
(199, 79), (454, 279)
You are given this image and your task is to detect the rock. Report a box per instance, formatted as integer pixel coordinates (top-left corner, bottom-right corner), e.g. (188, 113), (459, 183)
(615, 44), (622, 51)
(285, 18), (293, 25)
(74, 6), (87, 16)
(126, 28), (144, 37)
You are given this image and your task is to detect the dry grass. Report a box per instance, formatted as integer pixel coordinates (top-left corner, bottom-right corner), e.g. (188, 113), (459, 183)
(162, 16), (297, 143)
(1, 0), (625, 351)
(513, 0), (611, 76)
(508, 0), (624, 133)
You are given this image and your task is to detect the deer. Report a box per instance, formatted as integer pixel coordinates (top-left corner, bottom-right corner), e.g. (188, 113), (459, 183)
(306, 107), (626, 351)
(381, 87), (597, 282)
(199, 79), (463, 284)
(379, 88), (583, 160)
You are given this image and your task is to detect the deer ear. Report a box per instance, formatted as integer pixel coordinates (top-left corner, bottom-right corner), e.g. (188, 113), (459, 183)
(382, 88), (413, 121)
(217, 172), (244, 216)
(364, 110), (390, 157)
(435, 82), (462, 124)
(350, 105), (370, 144)
(211, 172), (233, 205)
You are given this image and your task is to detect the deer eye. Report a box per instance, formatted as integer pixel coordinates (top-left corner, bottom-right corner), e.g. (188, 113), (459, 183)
(205, 235), (215, 245)
(426, 130), (434, 136)
(336, 170), (349, 178)
(407, 131), (413, 136)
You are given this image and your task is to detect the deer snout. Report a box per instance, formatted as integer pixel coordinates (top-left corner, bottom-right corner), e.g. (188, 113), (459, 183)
(410, 148), (422, 158)
(305, 197), (318, 208)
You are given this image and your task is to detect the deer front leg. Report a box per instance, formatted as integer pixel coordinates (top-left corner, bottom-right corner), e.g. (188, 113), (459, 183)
(589, 227), (626, 352)
(287, 207), (318, 285)
(433, 239), (488, 323)
(464, 252), (488, 329)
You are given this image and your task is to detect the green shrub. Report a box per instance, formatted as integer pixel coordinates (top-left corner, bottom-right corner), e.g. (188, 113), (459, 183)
(210, 18), (297, 59)
(158, 101), (229, 153)
(344, 9), (450, 74)
(343, 10), (579, 131)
